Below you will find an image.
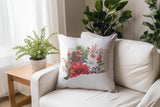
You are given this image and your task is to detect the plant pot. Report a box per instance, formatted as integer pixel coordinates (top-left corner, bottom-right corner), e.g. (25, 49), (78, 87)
(30, 58), (46, 73)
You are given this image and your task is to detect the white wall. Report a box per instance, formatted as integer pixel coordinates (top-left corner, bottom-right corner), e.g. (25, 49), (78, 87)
(57, 0), (85, 37)
(65, 0), (85, 37)
(122, 0), (151, 40)
(84, 0), (153, 40)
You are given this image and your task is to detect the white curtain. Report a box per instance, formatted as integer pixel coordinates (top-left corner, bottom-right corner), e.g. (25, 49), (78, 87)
(0, 0), (59, 98)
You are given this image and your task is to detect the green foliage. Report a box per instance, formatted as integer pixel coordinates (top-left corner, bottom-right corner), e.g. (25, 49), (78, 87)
(13, 27), (59, 60)
(82, 0), (132, 38)
(140, 0), (160, 48)
(76, 45), (88, 59)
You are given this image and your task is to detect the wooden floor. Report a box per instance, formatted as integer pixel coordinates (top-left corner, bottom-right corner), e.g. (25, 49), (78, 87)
(0, 94), (31, 107)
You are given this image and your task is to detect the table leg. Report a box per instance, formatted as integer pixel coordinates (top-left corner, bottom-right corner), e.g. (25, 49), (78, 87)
(7, 74), (16, 107)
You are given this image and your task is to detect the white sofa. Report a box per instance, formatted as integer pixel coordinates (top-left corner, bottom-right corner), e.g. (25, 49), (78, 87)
(31, 39), (160, 107)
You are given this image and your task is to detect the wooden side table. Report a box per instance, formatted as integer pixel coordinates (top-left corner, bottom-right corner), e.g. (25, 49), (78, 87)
(6, 64), (52, 107)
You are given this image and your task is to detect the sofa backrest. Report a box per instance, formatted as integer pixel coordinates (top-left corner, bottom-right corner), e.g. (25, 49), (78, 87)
(81, 32), (160, 93)
(114, 39), (159, 93)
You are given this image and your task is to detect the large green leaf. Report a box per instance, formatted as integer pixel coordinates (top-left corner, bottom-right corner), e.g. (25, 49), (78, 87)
(82, 18), (88, 25)
(147, 33), (154, 43)
(104, 17), (112, 24)
(116, 26), (123, 32)
(150, 0), (156, 4)
(113, 14), (118, 20)
(154, 14), (160, 20)
(144, 12), (157, 19)
(157, 41), (160, 47)
(156, 30), (160, 47)
(116, 1), (128, 11)
(92, 11), (105, 21)
(143, 14), (152, 18)
(119, 10), (132, 23)
(104, 0), (111, 9)
(140, 31), (149, 39)
(143, 22), (155, 30)
(149, 5), (157, 11)
(114, 0), (121, 3)
(84, 12), (95, 21)
(149, 11), (158, 16)
(115, 31), (123, 38)
(85, 27), (94, 33)
(95, 0), (103, 12)
(110, 0), (120, 6)
(152, 17), (157, 23)
(144, 11), (158, 19)
(145, 0), (150, 5)
(155, 23), (160, 29)
(84, 6), (89, 15)
(154, 29), (160, 37)
(99, 11), (107, 20)
(145, 0), (157, 5)
(108, 8), (116, 15)
(93, 22), (100, 28)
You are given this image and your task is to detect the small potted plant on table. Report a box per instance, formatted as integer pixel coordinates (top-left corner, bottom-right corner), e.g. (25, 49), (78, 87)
(13, 27), (59, 73)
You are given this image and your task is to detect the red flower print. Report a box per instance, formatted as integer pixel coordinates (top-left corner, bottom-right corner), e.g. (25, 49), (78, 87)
(63, 58), (67, 63)
(87, 47), (90, 50)
(96, 50), (103, 65)
(76, 50), (82, 55)
(62, 66), (68, 74)
(91, 54), (96, 58)
(77, 55), (82, 58)
(69, 60), (89, 78)
(91, 71), (95, 74)
(68, 52), (71, 56)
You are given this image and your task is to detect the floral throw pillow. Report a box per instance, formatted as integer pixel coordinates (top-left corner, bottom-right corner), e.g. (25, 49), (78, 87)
(57, 34), (117, 91)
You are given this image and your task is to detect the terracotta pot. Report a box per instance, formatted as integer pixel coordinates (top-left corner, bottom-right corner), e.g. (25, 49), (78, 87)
(30, 58), (46, 73)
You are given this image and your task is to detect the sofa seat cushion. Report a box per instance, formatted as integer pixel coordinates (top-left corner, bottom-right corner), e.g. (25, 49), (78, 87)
(40, 85), (144, 107)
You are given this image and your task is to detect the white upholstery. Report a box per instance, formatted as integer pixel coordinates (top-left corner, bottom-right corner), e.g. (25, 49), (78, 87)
(31, 65), (160, 107)
(137, 79), (160, 107)
(40, 86), (144, 107)
(114, 39), (159, 93)
(31, 64), (59, 107)
(31, 37), (160, 107)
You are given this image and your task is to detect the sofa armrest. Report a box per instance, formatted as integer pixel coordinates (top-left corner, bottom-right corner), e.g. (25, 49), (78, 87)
(137, 79), (160, 107)
(31, 63), (59, 107)
(154, 99), (160, 107)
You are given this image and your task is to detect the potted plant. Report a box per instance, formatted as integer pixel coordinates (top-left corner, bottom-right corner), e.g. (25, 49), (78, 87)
(140, 0), (160, 48)
(82, 0), (132, 38)
(13, 27), (59, 73)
